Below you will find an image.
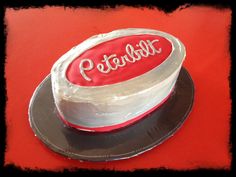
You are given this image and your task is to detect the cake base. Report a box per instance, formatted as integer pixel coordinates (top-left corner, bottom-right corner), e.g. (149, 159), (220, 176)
(29, 67), (194, 162)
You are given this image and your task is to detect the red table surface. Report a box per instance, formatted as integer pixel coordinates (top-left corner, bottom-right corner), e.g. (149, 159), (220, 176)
(5, 6), (231, 171)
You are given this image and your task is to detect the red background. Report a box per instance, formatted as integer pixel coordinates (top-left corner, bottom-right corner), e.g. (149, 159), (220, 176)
(5, 6), (231, 171)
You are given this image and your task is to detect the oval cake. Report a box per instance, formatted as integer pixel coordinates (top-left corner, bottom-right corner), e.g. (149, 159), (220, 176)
(51, 28), (186, 132)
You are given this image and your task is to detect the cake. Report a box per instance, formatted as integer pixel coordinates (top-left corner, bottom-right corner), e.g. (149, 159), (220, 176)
(51, 28), (186, 132)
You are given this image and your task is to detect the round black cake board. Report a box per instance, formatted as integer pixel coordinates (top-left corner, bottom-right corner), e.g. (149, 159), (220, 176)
(29, 67), (194, 162)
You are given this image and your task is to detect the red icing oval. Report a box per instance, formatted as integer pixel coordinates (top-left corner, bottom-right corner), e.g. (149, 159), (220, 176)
(66, 34), (172, 86)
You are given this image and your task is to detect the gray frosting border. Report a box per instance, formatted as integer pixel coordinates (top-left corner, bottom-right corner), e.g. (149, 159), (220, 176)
(51, 28), (186, 102)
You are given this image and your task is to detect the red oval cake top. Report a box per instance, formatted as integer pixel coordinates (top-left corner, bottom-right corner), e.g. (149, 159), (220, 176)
(66, 34), (172, 86)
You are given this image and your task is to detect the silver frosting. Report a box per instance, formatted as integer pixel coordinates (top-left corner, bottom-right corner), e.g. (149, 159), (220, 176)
(51, 28), (186, 130)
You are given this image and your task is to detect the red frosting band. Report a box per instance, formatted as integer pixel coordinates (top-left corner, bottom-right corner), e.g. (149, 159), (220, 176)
(66, 34), (172, 86)
(58, 88), (173, 132)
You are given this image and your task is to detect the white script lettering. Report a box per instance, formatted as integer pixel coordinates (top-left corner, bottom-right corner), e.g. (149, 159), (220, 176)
(79, 39), (162, 81)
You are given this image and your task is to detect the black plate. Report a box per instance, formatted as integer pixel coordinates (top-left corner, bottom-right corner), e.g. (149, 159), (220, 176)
(29, 67), (194, 162)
